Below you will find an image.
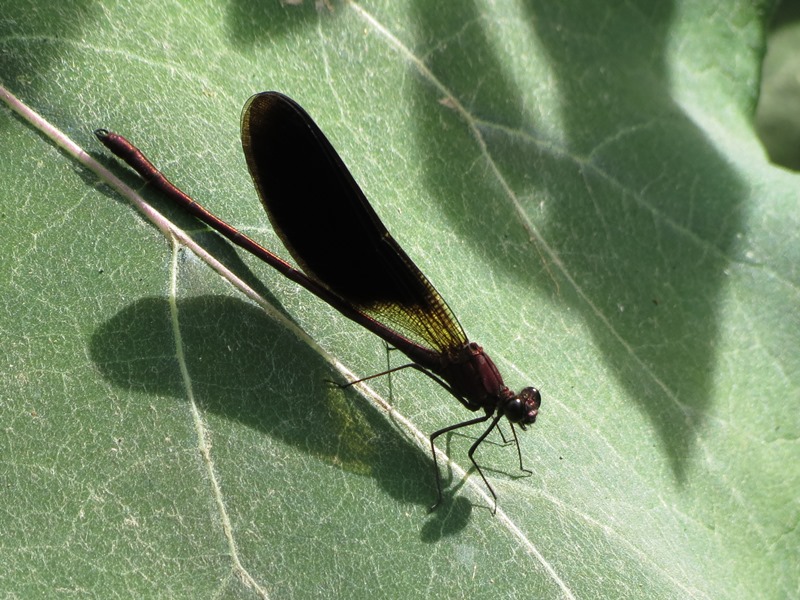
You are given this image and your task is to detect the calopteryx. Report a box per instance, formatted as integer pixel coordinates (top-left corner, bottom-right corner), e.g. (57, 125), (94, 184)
(95, 91), (541, 511)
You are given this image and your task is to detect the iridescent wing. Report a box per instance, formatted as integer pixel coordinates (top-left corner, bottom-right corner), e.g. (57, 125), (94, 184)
(241, 92), (467, 355)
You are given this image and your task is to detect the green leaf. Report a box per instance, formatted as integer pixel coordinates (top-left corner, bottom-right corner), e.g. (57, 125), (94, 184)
(2, 0), (797, 598)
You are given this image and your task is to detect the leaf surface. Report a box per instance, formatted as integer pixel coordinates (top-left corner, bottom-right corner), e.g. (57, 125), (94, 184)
(1, 1), (796, 598)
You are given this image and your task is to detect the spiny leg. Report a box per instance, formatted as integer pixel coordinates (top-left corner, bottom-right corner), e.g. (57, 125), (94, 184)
(467, 413), (505, 514)
(509, 422), (532, 475)
(428, 413), (493, 511)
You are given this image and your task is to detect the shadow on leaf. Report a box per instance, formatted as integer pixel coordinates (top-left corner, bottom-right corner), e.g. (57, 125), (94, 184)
(90, 294), (474, 534)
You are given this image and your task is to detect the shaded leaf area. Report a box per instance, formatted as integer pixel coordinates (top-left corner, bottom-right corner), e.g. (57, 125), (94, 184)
(405, 0), (746, 480)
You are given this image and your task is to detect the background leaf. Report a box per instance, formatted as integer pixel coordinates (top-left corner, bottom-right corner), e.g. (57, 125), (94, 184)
(756, 2), (800, 169)
(1, 0), (797, 598)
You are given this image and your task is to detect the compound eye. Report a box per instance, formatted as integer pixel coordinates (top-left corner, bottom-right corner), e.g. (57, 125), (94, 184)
(506, 387), (540, 424)
(520, 387), (541, 411)
(504, 398), (527, 422)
